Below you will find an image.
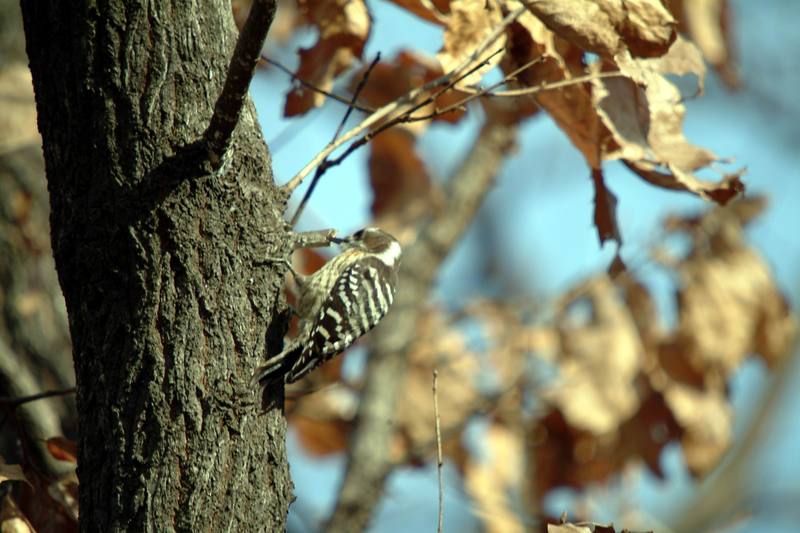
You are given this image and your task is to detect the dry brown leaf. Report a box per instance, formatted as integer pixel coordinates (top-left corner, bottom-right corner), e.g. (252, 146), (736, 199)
(298, 0), (370, 42)
(529, 410), (606, 497)
(288, 383), (358, 455)
(525, 0), (676, 59)
(512, 6), (561, 62)
(284, 0), (370, 116)
(356, 51), (440, 107)
(284, 37), (362, 116)
(464, 424), (525, 533)
(591, 167), (621, 245)
(502, 17), (605, 167)
(611, 38), (710, 166)
(647, 199), (794, 475)
(621, 278), (661, 350)
(517, 325), (559, 362)
(522, 201), (791, 498)
(437, 0), (505, 86)
(670, 0), (738, 88)
(291, 415), (352, 456)
(231, 0), (250, 29)
(386, 0), (450, 25)
(505, 16), (740, 204)
(524, 277), (673, 498)
(676, 247), (777, 375)
(664, 383), (731, 476)
(593, 37), (744, 202)
(547, 277), (643, 435)
(529, 388), (682, 499)
(271, 0), (301, 43)
(46, 437), (77, 464)
(665, 201), (797, 376)
(394, 301), (532, 462)
(618, 389), (684, 479)
(368, 128), (436, 231)
(233, 0), (299, 41)
(656, 340), (705, 388)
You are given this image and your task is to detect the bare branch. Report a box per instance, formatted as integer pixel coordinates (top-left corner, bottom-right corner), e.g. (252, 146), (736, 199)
(325, 107), (521, 533)
(480, 70), (625, 98)
(204, 0), (278, 167)
(405, 67), (625, 124)
(290, 229), (339, 249)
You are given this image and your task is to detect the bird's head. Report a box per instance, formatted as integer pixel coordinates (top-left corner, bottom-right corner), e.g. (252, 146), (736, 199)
(333, 227), (401, 267)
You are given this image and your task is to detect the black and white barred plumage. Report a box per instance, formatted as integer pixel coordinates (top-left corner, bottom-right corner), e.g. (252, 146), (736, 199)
(253, 227), (401, 386)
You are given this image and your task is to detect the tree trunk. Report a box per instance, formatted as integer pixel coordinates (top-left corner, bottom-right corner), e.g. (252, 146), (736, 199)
(20, 1), (292, 530)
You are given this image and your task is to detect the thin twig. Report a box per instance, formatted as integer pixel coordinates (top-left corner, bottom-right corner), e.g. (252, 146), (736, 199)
(358, 48), (505, 138)
(290, 229), (339, 249)
(483, 70), (626, 97)
(0, 387), (76, 408)
(433, 369), (444, 533)
(289, 54), (382, 226)
(335, 54), (381, 142)
(204, 0), (278, 167)
(407, 67), (624, 123)
(282, 6), (527, 195)
(262, 56), (374, 113)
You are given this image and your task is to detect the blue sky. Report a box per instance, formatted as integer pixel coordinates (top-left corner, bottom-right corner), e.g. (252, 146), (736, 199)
(252, 1), (800, 530)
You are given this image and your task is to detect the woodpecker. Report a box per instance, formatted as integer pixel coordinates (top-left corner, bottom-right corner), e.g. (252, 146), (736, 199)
(254, 227), (402, 386)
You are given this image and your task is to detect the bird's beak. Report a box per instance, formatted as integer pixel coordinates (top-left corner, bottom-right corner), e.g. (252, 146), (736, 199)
(330, 236), (348, 245)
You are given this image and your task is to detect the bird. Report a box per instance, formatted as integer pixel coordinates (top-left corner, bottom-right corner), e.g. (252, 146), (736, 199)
(253, 227), (401, 387)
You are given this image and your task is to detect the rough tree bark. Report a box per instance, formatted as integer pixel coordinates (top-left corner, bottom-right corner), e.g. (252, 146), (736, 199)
(20, 1), (292, 530)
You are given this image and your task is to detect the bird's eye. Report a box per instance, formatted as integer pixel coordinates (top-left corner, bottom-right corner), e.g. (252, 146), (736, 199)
(353, 229), (365, 240)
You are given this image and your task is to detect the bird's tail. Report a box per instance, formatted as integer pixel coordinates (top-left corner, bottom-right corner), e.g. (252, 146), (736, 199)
(251, 340), (303, 389)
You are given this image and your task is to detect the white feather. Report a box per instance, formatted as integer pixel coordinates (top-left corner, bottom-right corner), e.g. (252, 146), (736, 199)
(376, 240), (401, 267)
